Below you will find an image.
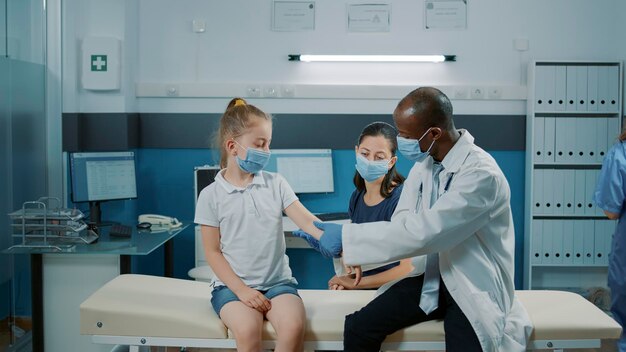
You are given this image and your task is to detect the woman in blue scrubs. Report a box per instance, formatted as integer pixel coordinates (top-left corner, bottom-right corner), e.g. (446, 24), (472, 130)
(594, 128), (626, 352)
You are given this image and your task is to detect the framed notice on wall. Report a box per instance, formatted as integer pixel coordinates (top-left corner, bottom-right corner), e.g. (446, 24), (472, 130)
(424, 0), (467, 30)
(347, 3), (391, 33)
(272, 1), (316, 31)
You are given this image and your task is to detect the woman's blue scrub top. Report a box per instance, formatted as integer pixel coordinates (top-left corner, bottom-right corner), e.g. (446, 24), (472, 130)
(594, 141), (626, 292)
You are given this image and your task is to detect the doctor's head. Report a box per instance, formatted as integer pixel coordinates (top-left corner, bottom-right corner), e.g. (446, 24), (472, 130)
(393, 87), (457, 162)
(353, 122), (405, 198)
(216, 98), (273, 171)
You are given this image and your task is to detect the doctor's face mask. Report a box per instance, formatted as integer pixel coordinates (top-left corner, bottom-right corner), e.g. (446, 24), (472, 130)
(397, 128), (436, 162)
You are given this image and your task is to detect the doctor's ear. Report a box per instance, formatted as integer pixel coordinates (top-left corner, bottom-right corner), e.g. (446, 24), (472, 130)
(430, 127), (443, 140)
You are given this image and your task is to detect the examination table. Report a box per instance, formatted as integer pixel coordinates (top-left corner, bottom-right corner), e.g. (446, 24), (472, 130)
(80, 274), (622, 351)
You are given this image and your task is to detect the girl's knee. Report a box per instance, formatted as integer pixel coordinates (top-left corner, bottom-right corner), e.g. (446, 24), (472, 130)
(231, 319), (263, 340)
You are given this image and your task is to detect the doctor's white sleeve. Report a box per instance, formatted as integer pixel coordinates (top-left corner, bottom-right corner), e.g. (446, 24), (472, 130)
(342, 167), (503, 266)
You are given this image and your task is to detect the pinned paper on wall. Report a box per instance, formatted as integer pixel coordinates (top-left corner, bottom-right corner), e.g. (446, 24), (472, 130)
(272, 1), (316, 32)
(347, 4), (391, 32)
(424, 0), (467, 30)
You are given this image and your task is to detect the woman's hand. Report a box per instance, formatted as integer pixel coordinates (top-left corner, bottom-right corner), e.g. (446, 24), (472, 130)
(329, 275), (358, 290)
(235, 287), (272, 313)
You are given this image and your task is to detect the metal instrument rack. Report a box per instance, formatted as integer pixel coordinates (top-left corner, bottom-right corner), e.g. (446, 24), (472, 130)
(7, 197), (98, 251)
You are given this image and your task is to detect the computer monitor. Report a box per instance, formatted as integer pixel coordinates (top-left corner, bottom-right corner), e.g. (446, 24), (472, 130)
(70, 151), (137, 224)
(265, 149), (334, 193)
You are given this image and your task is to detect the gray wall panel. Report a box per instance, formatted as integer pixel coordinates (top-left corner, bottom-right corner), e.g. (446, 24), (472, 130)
(139, 113), (218, 149)
(63, 113), (526, 151)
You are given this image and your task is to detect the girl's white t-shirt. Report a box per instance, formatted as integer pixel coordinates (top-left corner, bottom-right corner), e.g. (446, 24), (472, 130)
(194, 169), (298, 289)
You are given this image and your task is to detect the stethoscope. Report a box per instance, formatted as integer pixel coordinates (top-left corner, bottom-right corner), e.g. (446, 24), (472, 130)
(415, 172), (455, 212)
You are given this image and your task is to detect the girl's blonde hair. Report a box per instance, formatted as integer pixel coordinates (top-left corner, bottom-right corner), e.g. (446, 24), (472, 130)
(215, 98), (272, 168)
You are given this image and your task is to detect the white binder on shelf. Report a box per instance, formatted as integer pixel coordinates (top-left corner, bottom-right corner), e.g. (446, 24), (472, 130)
(583, 220), (595, 265)
(566, 66), (578, 112)
(563, 170), (575, 215)
(587, 66), (599, 111)
(594, 220), (606, 265)
(532, 220), (542, 265)
(608, 117), (621, 150)
(545, 65), (556, 111)
(544, 117), (556, 163)
(584, 118), (597, 163)
(572, 220), (584, 265)
(596, 118), (608, 163)
(573, 118), (584, 163)
(564, 118), (576, 163)
(562, 221), (574, 265)
(608, 65), (620, 112)
(535, 65), (547, 111)
(552, 220), (564, 264)
(542, 220), (553, 264)
(554, 118), (567, 163)
(598, 66), (610, 112)
(584, 169), (598, 215)
(576, 66), (588, 111)
(534, 117), (545, 163)
(543, 169), (554, 215)
(555, 65), (567, 111)
(533, 169), (544, 215)
(553, 169), (565, 215)
(574, 170), (586, 215)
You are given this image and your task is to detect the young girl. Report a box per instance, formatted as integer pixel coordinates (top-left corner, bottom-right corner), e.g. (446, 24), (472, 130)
(194, 98), (323, 352)
(326, 122), (413, 290)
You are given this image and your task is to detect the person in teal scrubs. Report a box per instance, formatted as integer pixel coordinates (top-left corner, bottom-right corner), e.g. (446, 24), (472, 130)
(594, 128), (626, 352)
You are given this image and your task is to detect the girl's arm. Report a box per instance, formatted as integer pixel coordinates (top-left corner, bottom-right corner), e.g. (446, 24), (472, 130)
(329, 258), (413, 290)
(284, 201), (363, 286)
(201, 225), (271, 312)
(283, 200), (323, 239)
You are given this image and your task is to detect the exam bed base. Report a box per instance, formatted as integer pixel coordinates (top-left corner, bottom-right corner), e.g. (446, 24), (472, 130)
(92, 334), (601, 351)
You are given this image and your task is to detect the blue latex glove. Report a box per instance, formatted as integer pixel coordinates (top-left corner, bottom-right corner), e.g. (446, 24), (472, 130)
(291, 229), (321, 251)
(314, 221), (343, 258)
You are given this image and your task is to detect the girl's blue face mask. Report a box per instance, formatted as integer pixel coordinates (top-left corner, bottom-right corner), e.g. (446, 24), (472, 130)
(355, 154), (391, 182)
(397, 128), (435, 162)
(234, 141), (271, 174)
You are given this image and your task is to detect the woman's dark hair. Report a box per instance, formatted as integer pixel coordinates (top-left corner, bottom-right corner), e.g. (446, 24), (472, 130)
(353, 122), (405, 198)
(620, 127), (626, 142)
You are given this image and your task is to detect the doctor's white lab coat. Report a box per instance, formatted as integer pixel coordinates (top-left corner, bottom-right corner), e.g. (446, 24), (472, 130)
(342, 130), (533, 352)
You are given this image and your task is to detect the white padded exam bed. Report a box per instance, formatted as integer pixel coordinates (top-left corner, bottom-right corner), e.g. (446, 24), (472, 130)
(80, 274), (622, 351)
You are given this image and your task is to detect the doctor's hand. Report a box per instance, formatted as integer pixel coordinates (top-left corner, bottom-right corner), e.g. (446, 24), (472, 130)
(313, 221), (343, 258)
(291, 229), (321, 251)
(235, 287), (271, 313)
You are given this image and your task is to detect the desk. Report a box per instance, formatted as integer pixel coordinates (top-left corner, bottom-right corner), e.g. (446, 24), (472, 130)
(3, 224), (188, 352)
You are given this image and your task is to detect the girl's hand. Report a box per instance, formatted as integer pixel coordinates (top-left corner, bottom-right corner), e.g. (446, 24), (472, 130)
(235, 287), (272, 313)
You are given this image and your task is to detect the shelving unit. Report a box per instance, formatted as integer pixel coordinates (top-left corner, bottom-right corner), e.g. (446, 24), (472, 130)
(524, 60), (623, 290)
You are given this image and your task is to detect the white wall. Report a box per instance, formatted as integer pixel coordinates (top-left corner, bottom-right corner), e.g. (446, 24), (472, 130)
(63, 0), (624, 115)
(62, 0), (138, 112)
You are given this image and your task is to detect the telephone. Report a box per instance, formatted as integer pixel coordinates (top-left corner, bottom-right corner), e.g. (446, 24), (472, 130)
(138, 214), (182, 229)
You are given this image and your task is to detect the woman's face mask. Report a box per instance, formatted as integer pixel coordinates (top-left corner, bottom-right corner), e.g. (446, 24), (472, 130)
(355, 154), (391, 182)
(396, 128), (435, 162)
(234, 140), (271, 174)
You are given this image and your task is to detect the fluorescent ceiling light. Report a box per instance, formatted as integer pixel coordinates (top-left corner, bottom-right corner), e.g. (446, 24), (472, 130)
(288, 54), (456, 63)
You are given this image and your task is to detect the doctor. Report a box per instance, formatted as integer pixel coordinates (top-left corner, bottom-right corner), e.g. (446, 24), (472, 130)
(299, 87), (532, 351)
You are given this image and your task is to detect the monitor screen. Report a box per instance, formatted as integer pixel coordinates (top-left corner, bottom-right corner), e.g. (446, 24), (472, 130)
(70, 151), (137, 203)
(265, 149), (334, 193)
